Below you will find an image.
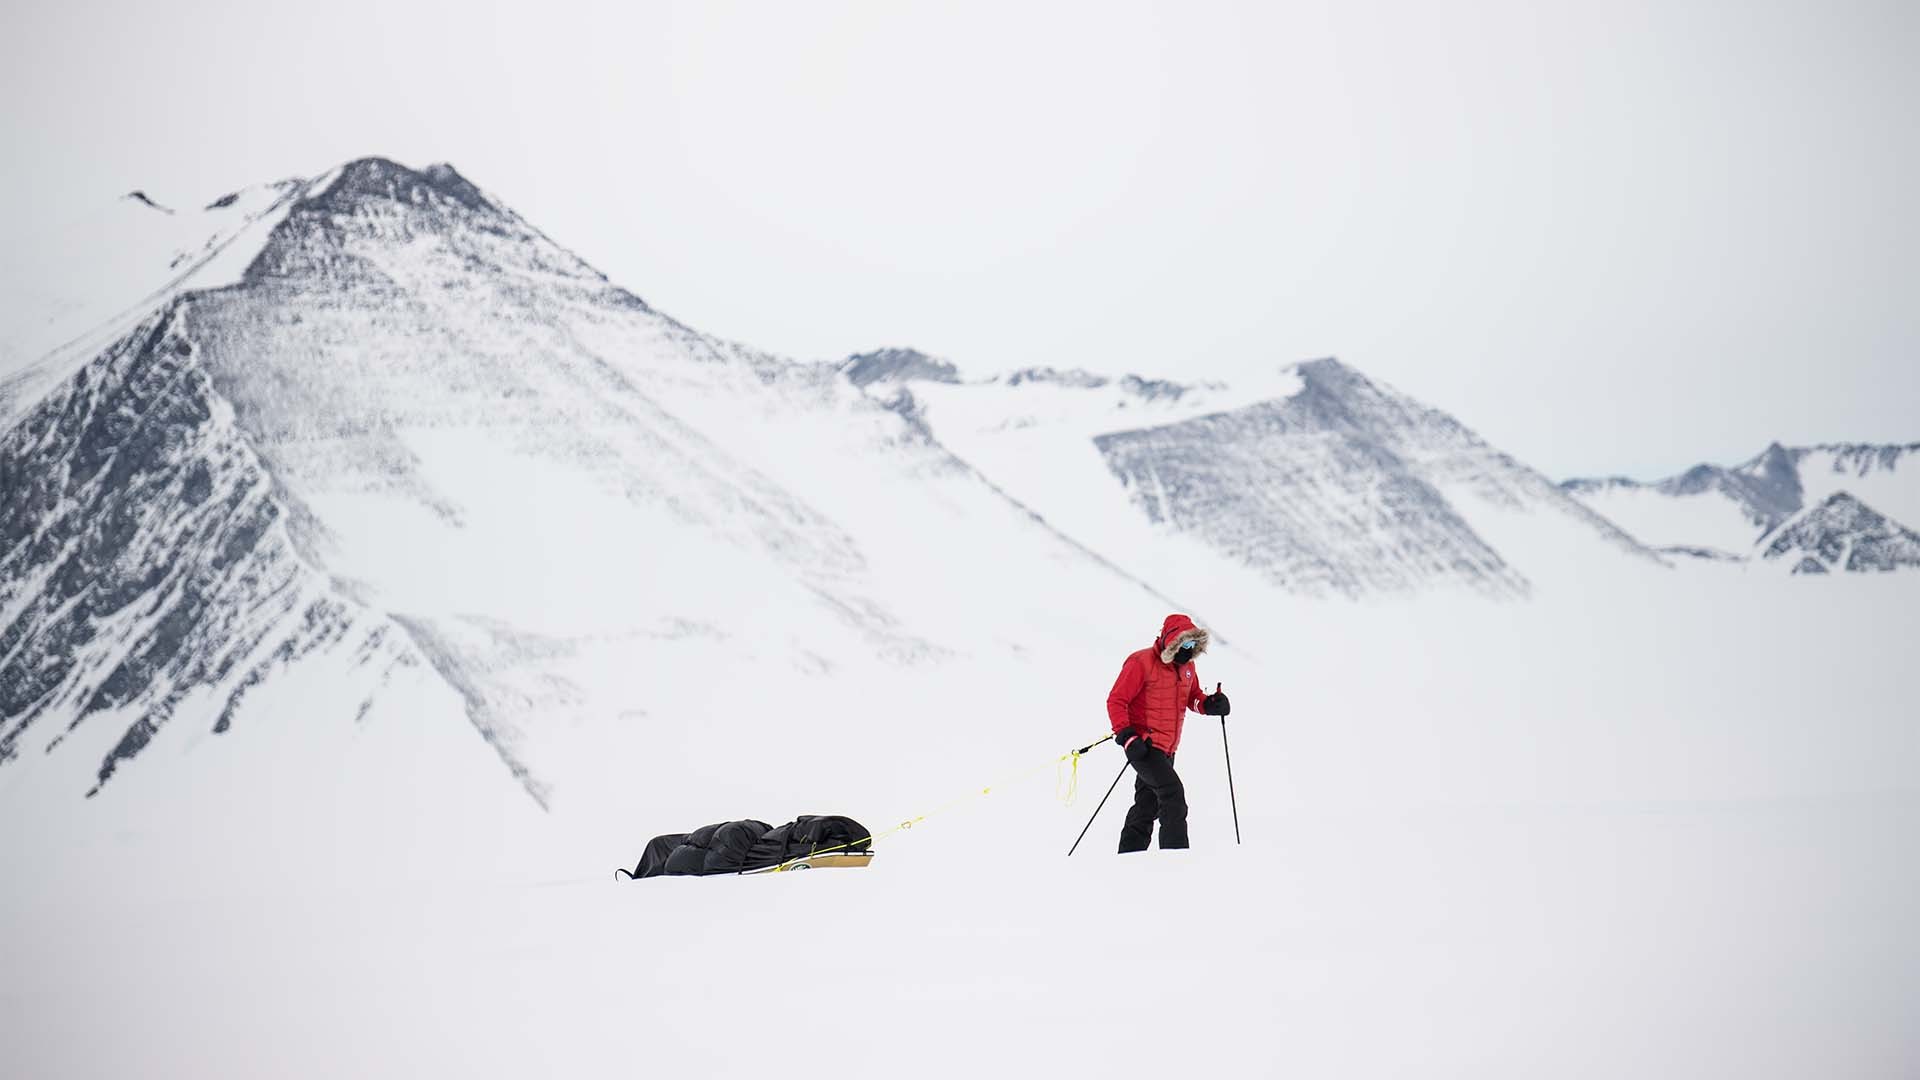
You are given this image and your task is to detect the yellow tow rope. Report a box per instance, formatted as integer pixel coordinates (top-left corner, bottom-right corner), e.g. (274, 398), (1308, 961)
(757, 732), (1115, 873)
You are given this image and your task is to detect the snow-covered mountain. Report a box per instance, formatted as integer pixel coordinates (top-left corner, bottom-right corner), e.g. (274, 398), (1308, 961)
(848, 349), (1662, 599)
(1, 150), (1702, 824)
(0, 158), (1189, 807)
(1564, 441), (1920, 569)
(1756, 492), (1920, 574)
(14, 154), (1915, 820)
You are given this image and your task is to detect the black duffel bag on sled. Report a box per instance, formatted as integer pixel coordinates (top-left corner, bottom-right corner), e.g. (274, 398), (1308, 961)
(616, 814), (873, 880)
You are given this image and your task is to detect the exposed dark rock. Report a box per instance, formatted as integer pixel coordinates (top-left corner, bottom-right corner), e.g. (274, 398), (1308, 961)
(1562, 440), (1918, 543)
(1116, 374), (1190, 402)
(308, 157), (497, 217)
(1759, 492), (1920, 574)
(842, 348), (961, 388)
(1091, 357), (1651, 597)
(0, 302), (352, 791)
(125, 190), (174, 214)
(1560, 476), (1642, 495)
(1004, 366), (1109, 389)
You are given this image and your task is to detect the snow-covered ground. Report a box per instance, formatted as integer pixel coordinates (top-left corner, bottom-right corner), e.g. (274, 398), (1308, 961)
(5, 564), (1916, 1078)
(1567, 482), (1767, 554)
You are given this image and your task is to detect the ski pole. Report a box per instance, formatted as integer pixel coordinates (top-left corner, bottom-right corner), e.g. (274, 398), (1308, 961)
(1067, 759), (1131, 857)
(1216, 682), (1241, 844)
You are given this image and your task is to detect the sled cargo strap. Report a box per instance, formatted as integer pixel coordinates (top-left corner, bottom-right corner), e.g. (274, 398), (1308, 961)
(753, 732), (1114, 873)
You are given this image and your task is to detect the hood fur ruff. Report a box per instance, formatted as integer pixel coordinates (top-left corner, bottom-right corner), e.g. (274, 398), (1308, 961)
(1159, 626), (1210, 664)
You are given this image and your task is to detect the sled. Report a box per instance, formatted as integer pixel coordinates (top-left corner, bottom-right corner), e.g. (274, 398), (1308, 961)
(785, 851), (874, 870)
(624, 815), (875, 879)
(741, 851), (876, 874)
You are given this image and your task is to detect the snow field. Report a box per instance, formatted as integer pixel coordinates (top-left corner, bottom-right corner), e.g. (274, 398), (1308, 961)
(1564, 484), (1764, 555)
(9, 791), (1915, 1077)
(6, 562), (1917, 1078)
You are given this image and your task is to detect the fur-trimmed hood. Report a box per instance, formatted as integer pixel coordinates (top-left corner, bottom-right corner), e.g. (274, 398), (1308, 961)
(1156, 613), (1210, 665)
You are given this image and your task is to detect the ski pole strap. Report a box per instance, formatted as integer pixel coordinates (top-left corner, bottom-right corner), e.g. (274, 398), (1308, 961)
(1058, 747), (1082, 803)
(1058, 731), (1116, 804)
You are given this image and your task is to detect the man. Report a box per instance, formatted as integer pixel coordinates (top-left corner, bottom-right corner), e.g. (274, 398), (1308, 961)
(1107, 613), (1230, 852)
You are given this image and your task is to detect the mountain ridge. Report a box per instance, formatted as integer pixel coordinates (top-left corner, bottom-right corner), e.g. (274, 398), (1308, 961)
(852, 352), (1663, 599)
(1562, 439), (1920, 567)
(1758, 491), (1920, 574)
(5, 153), (1905, 807)
(0, 301), (407, 796)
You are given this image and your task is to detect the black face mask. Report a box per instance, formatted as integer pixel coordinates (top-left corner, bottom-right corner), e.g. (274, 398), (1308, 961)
(1174, 644), (1195, 664)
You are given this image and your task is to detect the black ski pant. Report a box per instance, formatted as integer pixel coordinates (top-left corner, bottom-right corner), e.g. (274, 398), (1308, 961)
(1118, 747), (1188, 852)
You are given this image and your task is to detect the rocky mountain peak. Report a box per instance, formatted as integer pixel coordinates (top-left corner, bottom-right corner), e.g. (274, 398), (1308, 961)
(1737, 441), (1803, 502)
(1758, 491), (1920, 574)
(1642, 448), (1802, 527)
(235, 156), (604, 292)
(841, 347), (961, 388)
(1082, 355), (1655, 597)
(305, 157), (498, 216)
(1292, 355), (1353, 379)
(1559, 475), (1636, 495)
(1002, 366), (1110, 389)
(1810, 441), (1920, 477)
(1274, 356), (1472, 451)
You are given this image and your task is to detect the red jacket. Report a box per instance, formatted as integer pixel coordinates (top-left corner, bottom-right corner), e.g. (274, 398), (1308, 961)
(1107, 614), (1210, 755)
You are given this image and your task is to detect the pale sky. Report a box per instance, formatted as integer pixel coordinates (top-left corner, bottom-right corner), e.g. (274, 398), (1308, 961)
(3, 0), (1913, 479)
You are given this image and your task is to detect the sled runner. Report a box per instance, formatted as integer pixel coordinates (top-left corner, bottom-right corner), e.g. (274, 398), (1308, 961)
(756, 851), (875, 872)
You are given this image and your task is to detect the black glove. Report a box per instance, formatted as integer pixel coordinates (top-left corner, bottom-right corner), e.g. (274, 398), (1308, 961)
(1121, 732), (1152, 762)
(1203, 691), (1231, 716)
